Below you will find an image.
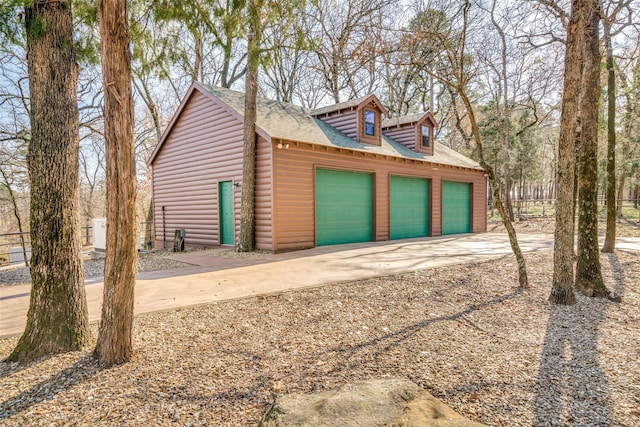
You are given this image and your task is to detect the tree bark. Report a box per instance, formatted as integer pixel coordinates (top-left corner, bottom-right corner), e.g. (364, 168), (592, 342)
(237, 0), (264, 252)
(616, 176), (625, 218)
(601, 14), (617, 253)
(575, 5), (609, 298)
(550, 0), (588, 305)
(7, 0), (89, 363)
(94, 0), (138, 367)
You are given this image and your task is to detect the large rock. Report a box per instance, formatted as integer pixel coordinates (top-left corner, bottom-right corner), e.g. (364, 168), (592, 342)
(258, 378), (488, 427)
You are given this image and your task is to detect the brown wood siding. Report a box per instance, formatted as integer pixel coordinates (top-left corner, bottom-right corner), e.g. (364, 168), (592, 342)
(382, 126), (416, 150)
(472, 178), (487, 232)
(431, 176), (442, 235)
(255, 136), (274, 251)
(152, 91), (245, 248)
(315, 110), (357, 139)
(272, 143), (486, 251)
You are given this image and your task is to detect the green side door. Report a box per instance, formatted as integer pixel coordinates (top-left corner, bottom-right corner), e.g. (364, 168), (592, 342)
(390, 176), (430, 239)
(316, 169), (374, 246)
(442, 181), (471, 235)
(219, 181), (235, 245)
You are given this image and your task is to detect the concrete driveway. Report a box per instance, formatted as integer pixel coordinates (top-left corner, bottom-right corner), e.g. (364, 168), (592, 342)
(5, 232), (635, 338)
(0, 232), (552, 338)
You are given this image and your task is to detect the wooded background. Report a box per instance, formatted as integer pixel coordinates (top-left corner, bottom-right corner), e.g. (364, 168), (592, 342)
(1, 0), (639, 238)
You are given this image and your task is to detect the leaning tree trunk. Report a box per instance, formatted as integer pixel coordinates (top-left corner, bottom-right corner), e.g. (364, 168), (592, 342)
(616, 176), (625, 218)
(575, 6), (609, 298)
(549, 0), (589, 305)
(601, 15), (617, 253)
(7, 0), (89, 363)
(460, 93), (529, 288)
(94, 0), (138, 367)
(237, 0), (264, 253)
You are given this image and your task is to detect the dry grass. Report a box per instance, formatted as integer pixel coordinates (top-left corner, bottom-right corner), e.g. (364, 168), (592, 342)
(1, 246), (638, 426)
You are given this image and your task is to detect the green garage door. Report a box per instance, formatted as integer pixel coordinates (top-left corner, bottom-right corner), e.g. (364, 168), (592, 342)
(219, 181), (235, 245)
(316, 169), (373, 246)
(442, 181), (471, 234)
(390, 176), (430, 239)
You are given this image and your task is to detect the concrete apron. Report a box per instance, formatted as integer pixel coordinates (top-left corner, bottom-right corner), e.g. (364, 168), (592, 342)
(1, 232), (568, 338)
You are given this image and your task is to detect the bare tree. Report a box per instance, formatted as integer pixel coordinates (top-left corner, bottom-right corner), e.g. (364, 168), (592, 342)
(261, 16), (310, 104)
(0, 148), (30, 265)
(617, 41), (640, 219)
(148, 0), (247, 89)
(306, 0), (393, 103)
(405, 0), (529, 288)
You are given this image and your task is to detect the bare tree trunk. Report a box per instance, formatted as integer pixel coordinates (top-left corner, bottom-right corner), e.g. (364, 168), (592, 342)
(193, 35), (203, 83)
(132, 77), (162, 143)
(7, 0), (89, 363)
(460, 94), (529, 288)
(601, 14), (617, 253)
(0, 169), (29, 267)
(503, 153), (514, 221)
(94, 0), (138, 367)
(575, 5), (610, 298)
(237, 0), (263, 252)
(550, 0), (588, 305)
(144, 200), (153, 250)
(489, 0), (515, 222)
(616, 176), (625, 218)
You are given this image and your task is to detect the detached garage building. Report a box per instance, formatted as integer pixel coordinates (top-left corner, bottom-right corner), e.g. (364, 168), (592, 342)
(148, 83), (486, 252)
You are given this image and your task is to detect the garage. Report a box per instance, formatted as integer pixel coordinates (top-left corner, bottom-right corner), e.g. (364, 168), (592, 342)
(442, 181), (471, 234)
(390, 176), (430, 239)
(315, 168), (374, 245)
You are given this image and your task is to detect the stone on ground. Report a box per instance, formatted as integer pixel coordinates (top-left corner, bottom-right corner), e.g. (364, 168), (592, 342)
(258, 378), (488, 427)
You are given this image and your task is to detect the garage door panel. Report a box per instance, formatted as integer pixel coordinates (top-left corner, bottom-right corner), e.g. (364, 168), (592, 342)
(442, 181), (471, 234)
(390, 176), (430, 239)
(316, 169), (373, 246)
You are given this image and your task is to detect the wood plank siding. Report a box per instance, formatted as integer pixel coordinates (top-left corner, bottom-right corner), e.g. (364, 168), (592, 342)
(315, 110), (358, 139)
(271, 143), (486, 251)
(255, 136), (274, 250)
(151, 91), (274, 250)
(382, 126), (416, 150)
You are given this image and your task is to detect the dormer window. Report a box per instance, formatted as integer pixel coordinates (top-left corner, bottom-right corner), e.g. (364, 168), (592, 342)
(311, 94), (386, 145)
(364, 110), (376, 136)
(421, 125), (431, 147)
(381, 111), (436, 155)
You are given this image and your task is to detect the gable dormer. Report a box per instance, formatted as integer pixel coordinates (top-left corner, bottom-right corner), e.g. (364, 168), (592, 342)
(311, 94), (388, 146)
(382, 111), (437, 156)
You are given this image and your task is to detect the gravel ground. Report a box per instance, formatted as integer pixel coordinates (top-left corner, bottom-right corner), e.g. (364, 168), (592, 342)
(0, 251), (195, 287)
(1, 248), (638, 426)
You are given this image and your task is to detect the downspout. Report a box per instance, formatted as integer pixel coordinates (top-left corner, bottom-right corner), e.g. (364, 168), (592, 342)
(162, 205), (166, 249)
